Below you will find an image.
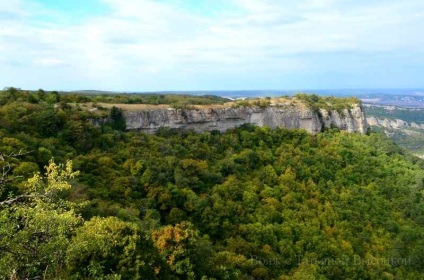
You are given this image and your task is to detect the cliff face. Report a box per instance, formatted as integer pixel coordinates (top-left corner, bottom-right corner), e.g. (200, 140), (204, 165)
(367, 116), (424, 130)
(123, 104), (367, 134)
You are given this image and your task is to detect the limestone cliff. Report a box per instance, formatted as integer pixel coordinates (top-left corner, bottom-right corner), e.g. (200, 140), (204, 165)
(123, 102), (367, 134)
(367, 116), (424, 130)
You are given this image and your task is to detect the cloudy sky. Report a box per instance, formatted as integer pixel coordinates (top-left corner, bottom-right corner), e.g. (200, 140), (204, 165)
(1, 0), (423, 91)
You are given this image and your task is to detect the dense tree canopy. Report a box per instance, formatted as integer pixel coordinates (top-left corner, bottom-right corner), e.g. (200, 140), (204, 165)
(0, 88), (423, 279)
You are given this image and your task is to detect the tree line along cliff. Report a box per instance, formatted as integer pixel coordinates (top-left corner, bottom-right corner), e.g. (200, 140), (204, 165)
(1, 88), (366, 135)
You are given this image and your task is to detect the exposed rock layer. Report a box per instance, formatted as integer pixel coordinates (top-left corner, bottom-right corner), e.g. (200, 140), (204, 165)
(367, 116), (424, 130)
(123, 104), (367, 134)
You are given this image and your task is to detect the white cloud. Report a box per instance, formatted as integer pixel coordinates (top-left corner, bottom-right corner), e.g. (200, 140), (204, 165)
(34, 58), (68, 67)
(1, 0), (423, 90)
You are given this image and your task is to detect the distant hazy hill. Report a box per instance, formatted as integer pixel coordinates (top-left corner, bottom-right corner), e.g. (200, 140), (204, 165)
(365, 105), (424, 156)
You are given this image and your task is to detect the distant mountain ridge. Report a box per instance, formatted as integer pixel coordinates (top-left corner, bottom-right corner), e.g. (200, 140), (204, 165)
(367, 117), (424, 130)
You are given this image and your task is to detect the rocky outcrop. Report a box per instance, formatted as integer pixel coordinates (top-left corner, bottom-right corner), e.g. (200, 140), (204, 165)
(319, 106), (367, 133)
(366, 117), (424, 130)
(123, 104), (367, 134)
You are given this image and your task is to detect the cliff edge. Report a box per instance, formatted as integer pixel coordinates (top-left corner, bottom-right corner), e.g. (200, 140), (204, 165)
(120, 98), (367, 134)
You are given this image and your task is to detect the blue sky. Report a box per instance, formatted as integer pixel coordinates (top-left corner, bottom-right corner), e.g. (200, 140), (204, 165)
(1, 0), (423, 91)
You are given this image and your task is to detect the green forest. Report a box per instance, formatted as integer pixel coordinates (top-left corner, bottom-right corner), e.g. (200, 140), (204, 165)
(1, 88), (423, 279)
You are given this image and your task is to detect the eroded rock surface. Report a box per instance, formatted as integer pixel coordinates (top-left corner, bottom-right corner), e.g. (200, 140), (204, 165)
(123, 104), (367, 134)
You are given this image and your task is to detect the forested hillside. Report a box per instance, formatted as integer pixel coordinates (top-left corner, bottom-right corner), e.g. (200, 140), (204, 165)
(1, 88), (423, 279)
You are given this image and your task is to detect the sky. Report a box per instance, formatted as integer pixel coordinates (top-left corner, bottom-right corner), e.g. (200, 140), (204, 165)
(0, 0), (424, 91)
